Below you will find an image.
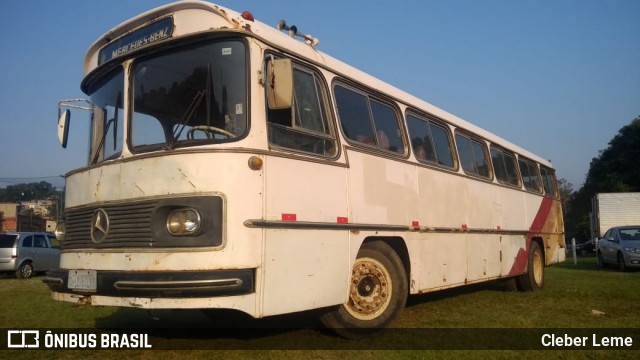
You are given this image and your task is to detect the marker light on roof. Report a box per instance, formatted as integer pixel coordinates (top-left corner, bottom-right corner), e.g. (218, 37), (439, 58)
(241, 11), (254, 22)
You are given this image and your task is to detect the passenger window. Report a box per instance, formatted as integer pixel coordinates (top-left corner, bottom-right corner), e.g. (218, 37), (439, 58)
(48, 235), (60, 249)
(34, 235), (47, 248)
(334, 84), (404, 154)
(490, 147), (520, 187)
(22, 236), (33, 248)
(455, 133), (491, 179)
(518, 158), (542, 193)
(540, 167), (559, 197)
(266, 62), (336, 157)
(407, 113), (455, 168)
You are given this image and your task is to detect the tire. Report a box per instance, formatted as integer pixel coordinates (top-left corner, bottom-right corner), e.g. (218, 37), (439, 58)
(617, 253), (627, 272)
(16, 262), (34, 279)
(319, 241), (408, 338)
(516, 241), (544, 291)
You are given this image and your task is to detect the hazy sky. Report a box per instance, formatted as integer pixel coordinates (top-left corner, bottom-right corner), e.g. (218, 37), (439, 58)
(0, 0), (638, 191)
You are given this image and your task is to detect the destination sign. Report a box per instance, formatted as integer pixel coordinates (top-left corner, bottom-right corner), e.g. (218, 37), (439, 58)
(99, 17), (174, 65)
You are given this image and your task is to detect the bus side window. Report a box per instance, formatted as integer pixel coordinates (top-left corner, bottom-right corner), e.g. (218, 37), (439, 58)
(407, 113), (455, 168)
(540, 166), (559, 197)
(518, 157), (542, 193)
(455, 133), (491, 179)
(266, 60), (336, 157)
(334, 84), (405, 154)
(490, 146), (520, 187)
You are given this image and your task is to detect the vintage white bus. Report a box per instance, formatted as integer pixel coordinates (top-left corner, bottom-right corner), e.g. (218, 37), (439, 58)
(46, 0), (565, 336)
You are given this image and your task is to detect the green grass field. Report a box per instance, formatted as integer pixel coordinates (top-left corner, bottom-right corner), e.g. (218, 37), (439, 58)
(1, 256), (638, 359)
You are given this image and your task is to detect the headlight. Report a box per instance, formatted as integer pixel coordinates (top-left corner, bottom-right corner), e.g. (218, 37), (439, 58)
(166, 208), (201, 236)
(55, 222), (65, 241)
(624, 247), (640, 254)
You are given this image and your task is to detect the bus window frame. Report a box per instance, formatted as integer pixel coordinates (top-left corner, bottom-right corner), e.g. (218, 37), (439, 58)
(454, 131), (494, 181)
(332, 81), (408, 157)
(490, 145), (521, 188)
(127, 35), (251, 154)
(540, 166), (560, 198)
(264, 54), (340, 159)
(518, 156), (543, 194)
(405, 110), (458, 171)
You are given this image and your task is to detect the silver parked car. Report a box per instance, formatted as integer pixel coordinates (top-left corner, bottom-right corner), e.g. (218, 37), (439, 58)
(0, 232), (61, 279)
(597, 226), (640, 271)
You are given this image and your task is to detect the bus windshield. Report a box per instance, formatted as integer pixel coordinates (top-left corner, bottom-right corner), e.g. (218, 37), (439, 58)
(131, 39), (247, 152)
(87, 68), (124, 164)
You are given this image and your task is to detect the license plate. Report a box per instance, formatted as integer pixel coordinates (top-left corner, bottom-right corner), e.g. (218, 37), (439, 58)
(68, 270), (97, 291)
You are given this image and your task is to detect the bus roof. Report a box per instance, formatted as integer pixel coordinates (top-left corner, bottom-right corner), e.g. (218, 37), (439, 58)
(84, 0), (554, 169)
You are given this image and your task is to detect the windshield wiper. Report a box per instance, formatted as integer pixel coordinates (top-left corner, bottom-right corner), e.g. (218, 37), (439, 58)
(206, 63), (212, 128)
(91, 91), (121, 164)
(166, 90), (206, 150)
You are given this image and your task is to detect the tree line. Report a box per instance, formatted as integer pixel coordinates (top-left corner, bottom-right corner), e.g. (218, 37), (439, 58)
(563, 116), (640, 241)
(0, 181), (58, 203)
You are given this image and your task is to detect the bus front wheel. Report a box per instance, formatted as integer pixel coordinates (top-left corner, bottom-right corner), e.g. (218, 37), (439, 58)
(516, 241), (544, 291)
(319, 240), (408, 338)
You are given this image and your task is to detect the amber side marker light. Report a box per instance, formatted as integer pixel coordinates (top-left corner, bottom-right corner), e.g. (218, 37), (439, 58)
(248, 156), (263, 170)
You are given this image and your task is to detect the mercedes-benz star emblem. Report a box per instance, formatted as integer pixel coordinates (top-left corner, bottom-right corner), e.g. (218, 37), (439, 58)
(91, 208), (110, 243)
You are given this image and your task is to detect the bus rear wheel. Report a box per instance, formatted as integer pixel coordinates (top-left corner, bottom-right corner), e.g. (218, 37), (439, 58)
(516, 241), (544, 291)
(319, 241), (407, 338)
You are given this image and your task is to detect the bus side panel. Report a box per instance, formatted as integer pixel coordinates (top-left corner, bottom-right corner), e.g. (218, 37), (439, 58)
(417, 233), (468, 291)
(536, 197), (566, 265)
(464, 181), (502, 281)
(501, 234), (527, 276)
(261, 229), (349, 316)
(417, 168), (466, 228)
(523, 193), (544, 234)
(263, 156), (347, 223)
(261, 156), (349, 316)
(467, 234), (502, 281)
(464, 180), (501, 230)
(500, 186), (527, 231)
(346, 151), (417, 226)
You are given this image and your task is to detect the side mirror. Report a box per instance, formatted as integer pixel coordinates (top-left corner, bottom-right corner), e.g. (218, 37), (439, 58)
(266, 58), (293, 110)
(58, 109), (70, 148)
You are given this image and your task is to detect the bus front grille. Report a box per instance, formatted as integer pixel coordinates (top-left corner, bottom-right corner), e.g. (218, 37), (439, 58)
(60, 196), (224, 250)
(62, 200), (156, 249)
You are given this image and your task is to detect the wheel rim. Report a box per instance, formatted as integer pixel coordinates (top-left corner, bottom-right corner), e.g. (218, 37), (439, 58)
(345, 257), (392, 321)
(532, 250), (543, 286)
(21, 264), (32, 278)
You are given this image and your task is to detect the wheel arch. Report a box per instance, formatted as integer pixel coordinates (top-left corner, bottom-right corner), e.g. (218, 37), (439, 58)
(17, 258), (34, 268)
(531, 236), (546, 266)
(361, 236), (411, 285)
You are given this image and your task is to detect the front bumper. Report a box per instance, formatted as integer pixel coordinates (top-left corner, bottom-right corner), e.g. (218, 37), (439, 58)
(43, 269), (254, 298)
(624, 252), (640, 268)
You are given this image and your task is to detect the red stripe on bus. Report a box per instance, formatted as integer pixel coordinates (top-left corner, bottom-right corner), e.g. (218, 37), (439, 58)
(529, 197), (553, 233)
(508, 197), (554, 276)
